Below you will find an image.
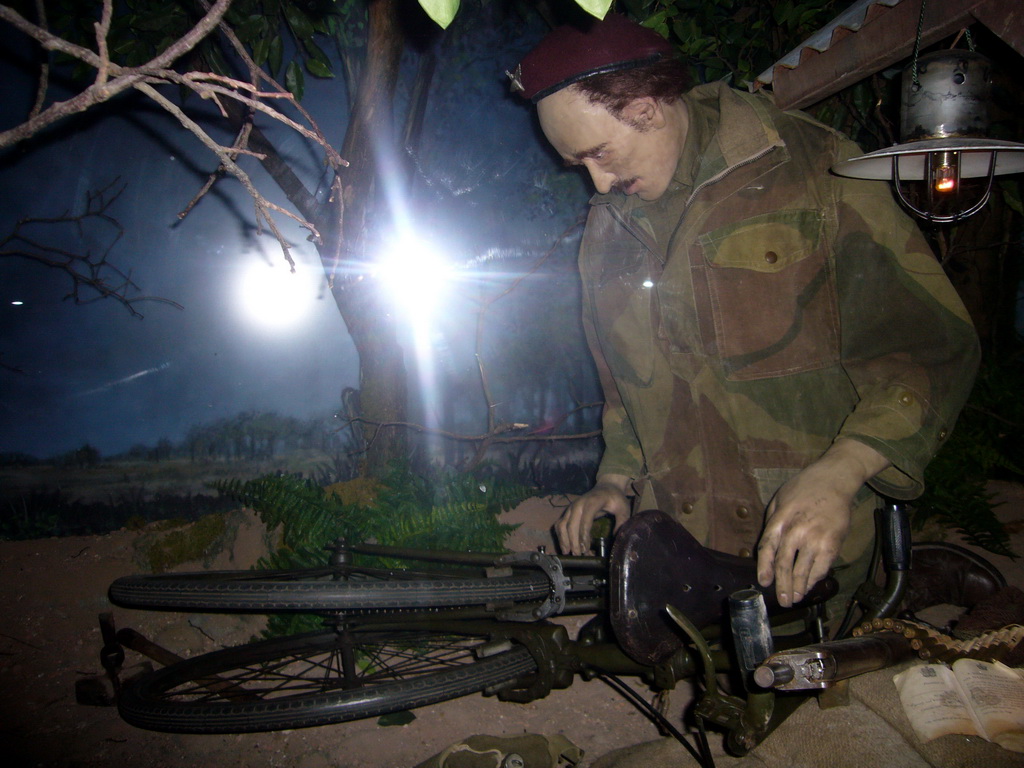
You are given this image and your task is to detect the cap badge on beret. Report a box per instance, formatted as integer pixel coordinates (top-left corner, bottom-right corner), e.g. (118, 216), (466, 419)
(506, 64), (525, 94)
(511, 14), (674, 103)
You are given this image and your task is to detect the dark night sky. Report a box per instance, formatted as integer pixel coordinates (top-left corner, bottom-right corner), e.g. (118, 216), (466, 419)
(0, 95), (359, 457)
(0, 13), (580, 460)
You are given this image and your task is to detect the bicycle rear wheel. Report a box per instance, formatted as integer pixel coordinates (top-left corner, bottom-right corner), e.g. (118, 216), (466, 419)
(109, 566), (551, 612)
(118, 624), (537, 733)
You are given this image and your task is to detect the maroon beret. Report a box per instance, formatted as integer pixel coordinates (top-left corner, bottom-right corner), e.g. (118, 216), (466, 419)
(508, 14), (674, 103)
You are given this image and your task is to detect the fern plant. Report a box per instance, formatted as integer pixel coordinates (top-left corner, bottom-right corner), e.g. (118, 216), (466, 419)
(214, 462), (533, 636)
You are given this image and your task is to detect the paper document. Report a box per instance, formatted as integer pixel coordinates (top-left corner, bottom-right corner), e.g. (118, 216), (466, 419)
(894, 659), (1024, 753)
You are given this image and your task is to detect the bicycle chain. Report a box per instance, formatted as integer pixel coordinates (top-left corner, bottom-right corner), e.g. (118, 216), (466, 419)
(851, 617), (1024, 664)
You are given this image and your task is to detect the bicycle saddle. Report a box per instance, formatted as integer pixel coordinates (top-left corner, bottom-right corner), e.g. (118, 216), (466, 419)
(609, 509), (838, 664)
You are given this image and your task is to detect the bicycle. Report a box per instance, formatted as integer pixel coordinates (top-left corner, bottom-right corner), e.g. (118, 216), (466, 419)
(103, 504), (915, 766)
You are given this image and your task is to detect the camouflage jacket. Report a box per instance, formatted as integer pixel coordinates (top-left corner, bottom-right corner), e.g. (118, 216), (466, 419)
(579, 82), (980, 558)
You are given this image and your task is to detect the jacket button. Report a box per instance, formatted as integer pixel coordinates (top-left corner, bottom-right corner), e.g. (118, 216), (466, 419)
(681, 502), (694, 514)
(898, 391), (915, 406)
(938, 429), (948, 440)
(735, 505), (750, 519)
(739, 547), (752, 558)
(764, 251), (779, 264)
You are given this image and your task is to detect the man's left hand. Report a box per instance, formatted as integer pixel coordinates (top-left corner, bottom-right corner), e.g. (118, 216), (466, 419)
(756, 439), (890, 607)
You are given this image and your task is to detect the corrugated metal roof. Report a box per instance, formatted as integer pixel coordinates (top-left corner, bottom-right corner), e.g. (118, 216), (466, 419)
(754, 0), (903, 88)
(751, 0), (1022, 110)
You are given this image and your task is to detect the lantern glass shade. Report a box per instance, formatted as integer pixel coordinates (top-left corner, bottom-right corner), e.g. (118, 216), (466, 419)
(832, 138), (1024, 180)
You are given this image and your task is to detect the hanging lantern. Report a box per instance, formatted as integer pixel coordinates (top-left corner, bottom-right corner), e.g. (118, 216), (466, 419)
(832, 49), (1024, 223)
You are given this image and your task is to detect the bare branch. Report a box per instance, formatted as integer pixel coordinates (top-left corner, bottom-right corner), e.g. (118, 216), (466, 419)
(0, 4), (108, 68)
(196, 0), (343, 170)
(0, 0), (233, 149)
(94, 0), (113, 86)
(0, 180), (183, 316)
(178, 168), (225, 221)
(134, 81), (316, 264)
(326, 176), (345, 290)
(177, 119), (257, 220)
(0, 0), (346, 270)
(0, 70), (142, 149)
(169, 73), (344, 167)
(150, 0), (233, 70)
(28, 0), (48, 119)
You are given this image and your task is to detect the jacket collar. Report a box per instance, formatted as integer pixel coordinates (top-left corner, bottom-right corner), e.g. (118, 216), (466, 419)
(590, 82), (785, 210)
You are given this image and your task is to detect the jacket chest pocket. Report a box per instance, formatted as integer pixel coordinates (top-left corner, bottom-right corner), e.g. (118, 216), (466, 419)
(693, 209), (840, 380)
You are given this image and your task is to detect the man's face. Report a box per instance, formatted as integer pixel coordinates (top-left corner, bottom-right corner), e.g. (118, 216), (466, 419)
(537, 86), (682, 201)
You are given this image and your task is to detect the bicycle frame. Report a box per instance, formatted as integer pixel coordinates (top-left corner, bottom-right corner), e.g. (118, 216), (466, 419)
(105, 502), (912, 766)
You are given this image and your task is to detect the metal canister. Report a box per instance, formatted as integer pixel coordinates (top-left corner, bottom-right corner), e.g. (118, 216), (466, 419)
(901, 50), (994, 141)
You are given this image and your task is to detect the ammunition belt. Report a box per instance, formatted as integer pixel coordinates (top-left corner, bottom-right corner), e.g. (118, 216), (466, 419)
(852, 617), (1024, 664)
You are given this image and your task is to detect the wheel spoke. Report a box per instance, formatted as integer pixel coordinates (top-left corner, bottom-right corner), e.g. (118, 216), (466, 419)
(158, 632), (486, 703)
(119, 626), (538, 733)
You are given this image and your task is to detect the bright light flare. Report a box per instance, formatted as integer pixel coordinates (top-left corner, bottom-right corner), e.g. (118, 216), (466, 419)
(373, 235), (455, 322)
(236, 260), (319, 332)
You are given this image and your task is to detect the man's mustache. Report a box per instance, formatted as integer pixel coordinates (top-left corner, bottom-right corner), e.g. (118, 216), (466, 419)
(612, 177), (638, 194)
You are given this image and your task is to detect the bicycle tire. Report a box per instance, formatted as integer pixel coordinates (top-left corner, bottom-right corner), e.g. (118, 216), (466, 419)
(109, 567), (552, 611)
(118, 625), (537, 733)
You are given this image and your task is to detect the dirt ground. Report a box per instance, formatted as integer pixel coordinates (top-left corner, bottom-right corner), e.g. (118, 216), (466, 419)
(2, 490), (1022, 768)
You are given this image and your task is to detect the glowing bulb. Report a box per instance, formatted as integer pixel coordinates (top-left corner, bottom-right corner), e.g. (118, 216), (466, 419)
(930, 151), (959, 195)
(934, 168), (957, 193)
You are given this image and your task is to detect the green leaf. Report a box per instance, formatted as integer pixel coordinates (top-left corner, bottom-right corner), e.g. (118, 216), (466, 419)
(252, 36), (271, 68)
(236, 15), (267, 43)
(773, 0), (795, 26)
(268, 35), (283, 77)
(644, 10), (668, 29)
(574, 0), (615, 20)
(303, 39), (332, 68)
(306, 58), (334, 78)
(285, 59), (305, 100)
(418, 0), (460, 28)
(283, 4), (315, 41)
(205, 44), (230, 77)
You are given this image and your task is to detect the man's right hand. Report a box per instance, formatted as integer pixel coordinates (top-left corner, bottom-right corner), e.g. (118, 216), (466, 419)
(555, 474), (632, 555)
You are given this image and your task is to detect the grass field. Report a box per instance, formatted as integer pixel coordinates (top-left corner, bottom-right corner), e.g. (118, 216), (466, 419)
(0, 449), (343, 539)
(1, 449), (340, 500)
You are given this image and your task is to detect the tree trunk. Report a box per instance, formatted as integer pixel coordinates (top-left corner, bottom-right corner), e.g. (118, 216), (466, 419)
(322, 0), (407, 477)
(225, 0), (411, 477)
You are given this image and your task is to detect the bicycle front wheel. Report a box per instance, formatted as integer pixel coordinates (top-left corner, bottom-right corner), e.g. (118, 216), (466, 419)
(118, 625), (537, 733)
(109, 567), (551, 612)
